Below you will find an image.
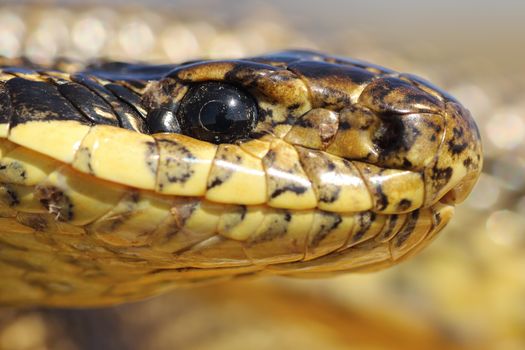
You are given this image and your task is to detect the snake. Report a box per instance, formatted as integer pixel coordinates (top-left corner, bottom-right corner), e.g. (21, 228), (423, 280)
(0, 50), (482, 306)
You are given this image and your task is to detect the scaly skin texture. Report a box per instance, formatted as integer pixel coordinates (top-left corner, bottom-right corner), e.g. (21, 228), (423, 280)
(0, 50), (482, 306)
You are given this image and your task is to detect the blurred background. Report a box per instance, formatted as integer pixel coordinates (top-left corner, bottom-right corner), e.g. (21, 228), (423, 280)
(0, 1), (524, 349)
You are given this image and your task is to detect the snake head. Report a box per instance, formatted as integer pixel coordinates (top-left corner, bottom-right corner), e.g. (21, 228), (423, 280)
(142, 50), (483, 210)
(0, 50), (483, 305)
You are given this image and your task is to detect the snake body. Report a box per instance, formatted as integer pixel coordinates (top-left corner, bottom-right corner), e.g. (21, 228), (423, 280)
(0, 50), (482, 306)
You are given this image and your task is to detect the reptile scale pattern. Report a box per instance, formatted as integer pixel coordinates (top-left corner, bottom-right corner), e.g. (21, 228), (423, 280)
(0, 50), (482, 306)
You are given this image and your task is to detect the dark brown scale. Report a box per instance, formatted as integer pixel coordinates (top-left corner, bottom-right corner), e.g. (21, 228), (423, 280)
(6, 78), (90, 127)
(105, 83), (147, 118)
(71, 73), (147, 133)
(55, 81), (120, 126)
(393, 210), (420, 247)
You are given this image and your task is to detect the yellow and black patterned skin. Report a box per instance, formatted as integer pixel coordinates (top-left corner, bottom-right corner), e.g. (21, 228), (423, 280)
(0, 51), (482, 306)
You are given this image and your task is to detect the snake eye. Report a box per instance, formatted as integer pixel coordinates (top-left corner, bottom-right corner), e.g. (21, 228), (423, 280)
(177, 82), (258, 143)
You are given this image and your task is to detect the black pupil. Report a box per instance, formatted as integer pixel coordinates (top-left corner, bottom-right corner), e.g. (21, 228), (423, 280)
(199, 100), (233, 131)
(176, 82), (258, 143)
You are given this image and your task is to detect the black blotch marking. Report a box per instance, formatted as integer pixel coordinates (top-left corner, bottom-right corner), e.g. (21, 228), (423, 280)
(378, 214), (398, 241)
(145, 141), (158, 175)
(270, 184), (308, 199)
(4, 187), (20, 206)
(318, 160), (341, 203)
(448, 141), (468, 155)
(319, 186), (341, 204)
(463, 157), (473, 169)
(397, 199), (412, 212)
(158, 139), (195, 184)
(219, 206), (247, 232)
(374, 117), (405, 154)
(448, 126), (468, 155)
(395, 210), (419, 247)
(375, 185), (389, 211)
(207, 148), (242, 190)
(259, 108), (274, 125)
(207, 177), (224, 190)
(248, 211), (290, 245)
(448, 127), (466, 152)
(0, 162), (27, 181)
(175, 201), (199, 228)
(338, 119), (352, 130)
(402, 158), (413, 168)
(359, 119), (375, 131)
(431, 166), (453, 189)
(294, 117), (314, 128)
(423, 119), (443, 133)
(316, 88), (351, 110)
(287, 103), (301, 111)
(310, 212), (342, 247)
(240, 205), (247, 220)
(353, 212), (375, 242)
